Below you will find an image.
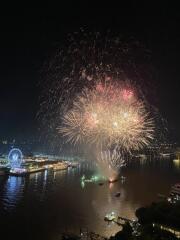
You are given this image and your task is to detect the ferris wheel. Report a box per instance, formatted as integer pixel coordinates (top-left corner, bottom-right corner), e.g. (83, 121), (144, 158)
(8, 148), (23, 168)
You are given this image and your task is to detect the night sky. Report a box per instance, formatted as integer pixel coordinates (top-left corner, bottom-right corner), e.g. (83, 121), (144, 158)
(0, 3), (180, 143)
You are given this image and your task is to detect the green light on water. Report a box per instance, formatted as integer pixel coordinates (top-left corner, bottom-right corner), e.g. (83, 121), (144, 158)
(81, 175), (85, 180)
(81, 181), (85, 188)
(81, 174), (107, 185)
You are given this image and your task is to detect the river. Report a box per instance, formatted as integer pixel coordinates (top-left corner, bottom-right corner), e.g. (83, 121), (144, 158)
(0, 157), (180, 239)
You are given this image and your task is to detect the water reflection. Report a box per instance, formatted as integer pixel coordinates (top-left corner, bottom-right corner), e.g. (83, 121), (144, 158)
(0, 158), (179, 238)
(173, 159), (180, 169)
(2, 176), (24, 211)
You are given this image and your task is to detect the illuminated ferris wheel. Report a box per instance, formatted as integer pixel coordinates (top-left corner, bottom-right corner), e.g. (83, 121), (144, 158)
(8, 148), (23, 168)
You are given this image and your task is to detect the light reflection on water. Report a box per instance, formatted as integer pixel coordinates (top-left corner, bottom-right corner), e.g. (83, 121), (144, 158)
(0, 158), (179, 239)
(173, 159), (180, 169)
(2, 176), (24, 211)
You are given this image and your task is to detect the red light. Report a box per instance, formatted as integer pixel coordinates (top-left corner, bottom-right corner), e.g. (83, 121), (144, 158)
(122, 89), (133, 100)
(96, 83), (104, 92)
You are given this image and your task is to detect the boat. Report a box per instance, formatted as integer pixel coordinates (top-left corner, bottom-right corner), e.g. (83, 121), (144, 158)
(84, 179), (93, 182)
(104, 212), (116, 221)
(114, 192), (121, 197)
(53, 162), (68, 171)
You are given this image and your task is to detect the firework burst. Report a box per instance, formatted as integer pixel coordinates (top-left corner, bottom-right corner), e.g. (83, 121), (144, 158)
(59, 82), (154, 153)
(39, 30), (154, 149)
(39, 30), (164, 175)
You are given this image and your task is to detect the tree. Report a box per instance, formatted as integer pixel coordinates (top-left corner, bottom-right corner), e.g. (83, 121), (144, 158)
(113, 222), (134, 240)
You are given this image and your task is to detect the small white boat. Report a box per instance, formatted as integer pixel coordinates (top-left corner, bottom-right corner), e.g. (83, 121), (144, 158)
(104, 212), (116, 221)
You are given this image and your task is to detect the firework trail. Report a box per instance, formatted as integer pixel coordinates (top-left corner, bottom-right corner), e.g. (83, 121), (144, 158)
(97, 148), (126, 170)
(96, 147), (127, 179)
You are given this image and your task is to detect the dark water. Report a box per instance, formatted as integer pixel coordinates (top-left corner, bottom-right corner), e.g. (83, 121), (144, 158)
(0, 158), (180, 240)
